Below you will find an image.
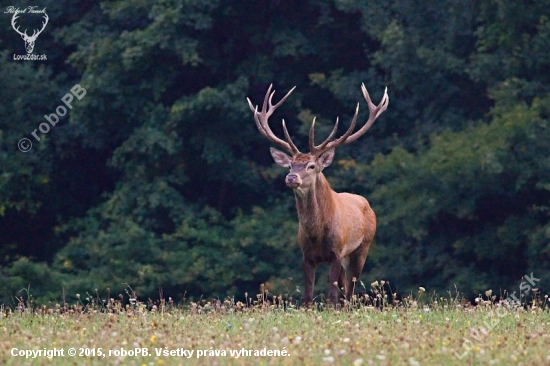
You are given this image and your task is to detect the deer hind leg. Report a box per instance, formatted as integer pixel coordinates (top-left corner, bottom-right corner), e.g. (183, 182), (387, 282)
(347, 242), (371, 300)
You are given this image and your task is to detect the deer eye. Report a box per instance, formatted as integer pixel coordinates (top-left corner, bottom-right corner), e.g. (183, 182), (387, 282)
(308, 164), (315, 170)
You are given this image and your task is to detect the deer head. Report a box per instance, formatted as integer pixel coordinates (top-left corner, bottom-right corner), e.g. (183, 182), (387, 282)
(11, 12), (49, 54)
(247, 84), (389, 193)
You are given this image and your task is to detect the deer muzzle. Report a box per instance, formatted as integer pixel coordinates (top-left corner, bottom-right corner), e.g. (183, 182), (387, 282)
(285, 173), (302, 188)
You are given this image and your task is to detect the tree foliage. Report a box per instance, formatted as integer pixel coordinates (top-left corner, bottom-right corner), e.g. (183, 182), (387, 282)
(1, 0), (549, 303)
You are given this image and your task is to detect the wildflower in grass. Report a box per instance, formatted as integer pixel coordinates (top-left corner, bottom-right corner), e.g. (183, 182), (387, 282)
(418, 287), (425, 292)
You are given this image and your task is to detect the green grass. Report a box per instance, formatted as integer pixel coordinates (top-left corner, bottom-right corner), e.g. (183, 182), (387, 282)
(1, 287), (550, 365)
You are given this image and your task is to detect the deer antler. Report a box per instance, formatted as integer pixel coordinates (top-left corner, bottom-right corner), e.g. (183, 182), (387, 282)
(11, 12), (48, 40)
(247, 84), (299, 156)
(309, 84), (389, 157)
(33, 13), (49, 39)
(11, 13), (27, 38)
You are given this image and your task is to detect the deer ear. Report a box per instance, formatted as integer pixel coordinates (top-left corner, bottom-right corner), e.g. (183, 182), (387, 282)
(270, 147), (292, 168)
(319, 149), (335, 168)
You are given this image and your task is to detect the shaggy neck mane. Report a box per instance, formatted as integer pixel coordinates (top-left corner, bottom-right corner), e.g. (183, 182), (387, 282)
(294, 173), (335, 238)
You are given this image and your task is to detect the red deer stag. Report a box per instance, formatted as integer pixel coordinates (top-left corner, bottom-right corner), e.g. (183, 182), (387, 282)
(247, 84), (389, 305)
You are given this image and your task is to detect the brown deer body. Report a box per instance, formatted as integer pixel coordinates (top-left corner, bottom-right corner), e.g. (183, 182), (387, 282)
(248, 84), (388, 305)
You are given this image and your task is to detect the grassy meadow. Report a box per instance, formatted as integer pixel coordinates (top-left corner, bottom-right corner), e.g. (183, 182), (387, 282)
(1, 285), (550, 366)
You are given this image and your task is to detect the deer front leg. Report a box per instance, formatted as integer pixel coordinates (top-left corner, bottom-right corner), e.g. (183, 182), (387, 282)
(328, 258), (343, 304)
(302, 259), (316, 305)
(338, 265), (348, 301)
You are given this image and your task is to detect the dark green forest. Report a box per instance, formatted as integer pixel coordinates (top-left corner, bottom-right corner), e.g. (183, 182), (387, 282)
(1, 0), (549, 305)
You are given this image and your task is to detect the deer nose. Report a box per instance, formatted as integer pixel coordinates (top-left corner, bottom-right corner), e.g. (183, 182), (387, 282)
(285, 173), (301, 188)
(286, 173), (297, 183)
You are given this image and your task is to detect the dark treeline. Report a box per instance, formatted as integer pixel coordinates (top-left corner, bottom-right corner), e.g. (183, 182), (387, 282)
(1, 0), (549, 304)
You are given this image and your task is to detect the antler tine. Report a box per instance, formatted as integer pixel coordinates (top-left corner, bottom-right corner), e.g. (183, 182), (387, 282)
(309, 116), (340, 153)
(248, 102), (269, 139)
(262, 84), (273, 116)
(272, 86), (296, 109)
(322, 117), (340, 147)
(335, 84), (388, 145)
(246, 97), (256, 112)
(311, 85), (388, 156)
(310, 103), (359, 156)
(282, 119), (299, 154)
(251, 105), (267, 135)
(309, 117), (316, 153)
(37, 13), (49, 35)
(11, 13), (26, 37)
(332, 103), (360, 144)
(362, 84), (389, 120)
(247, 85), (299, 155)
